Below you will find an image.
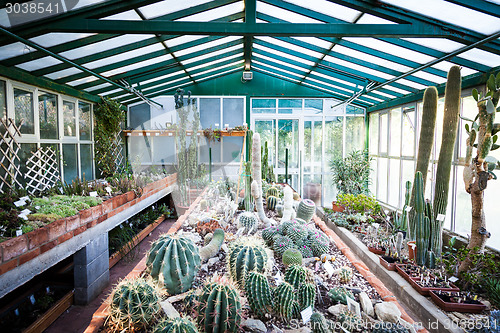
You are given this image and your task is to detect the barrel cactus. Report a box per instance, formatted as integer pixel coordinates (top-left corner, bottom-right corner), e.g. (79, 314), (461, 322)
(153, 316), (199, 333)
(273, 282), (300, 322)
(266, 195), (279, 211)
(293, 192), (300, 201)
(310, 312), (331, 333)
(297, 244), (314, 258)
(244, 271), (274, 318)
(307, 232), (330, 257)
(195, 275), (242, 333)
(298, 283), (316, 310)
(328, 287), (354, 305)
(296, 199), (316, 222)
(287, 223), (309, 243)
(284, 264), (308, 290)
(262, 226), (280, 245)
(282, 248), (303, 267)
(108, 277), (161, 332)
(339, 310), (362, 331)
(227, 236), (268, 288)
(266, 186), (279, 198)
(337, 266), (353, 283)
(237, 211), (258, 234)
(146, 234), (200, 295)
(200, 228), (225, 262)
(273, 235), (296, 257)
(199, 199), (208, 211)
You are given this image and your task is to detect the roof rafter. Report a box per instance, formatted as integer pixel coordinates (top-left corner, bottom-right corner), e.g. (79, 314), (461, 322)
(244, 0), (256, 70)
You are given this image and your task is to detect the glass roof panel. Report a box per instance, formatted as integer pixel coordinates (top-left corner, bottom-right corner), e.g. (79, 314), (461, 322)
(0, 42), (28, 61)
(73, 0), (112, 10)
(165, 35), (210, 48)
(101, 10), (142, 21)
(45, 67), (82, 80)
(343, 38), (436, 64)
(430, 61), (477, 77)
(191, 60), (244, 79)
(0, 8), (10, 28)
(195, 66), (242, 83)
(184, 53), (243, 72)
(254, 43), (316, 67)
(458, 49), (500, 68)
(181, 44), (242, 66)
(141, 69), (186, 85)
(395, 78), (427, 90)
(323, 54), (394, 80)
(283, 0), (361, 23)
(66, 76), (99, 87)
(384, 85), (412, 95)
(402, 38), (464, 53)
(256, 2), (323, 23)
(174, 36), (241, 57)
(84, 43), (166, 69)
(311, 70), (358, 88)
(139, 0), (212, 20)
(291, 37), (332, 50)
(85, 83), (112, 92)
(254, 60), (303, 79)
(100, 88), (123, 96)
(176, 2), (244, 21)
(30, 33), (96, 48)
(305, 76), (354, 94)
(60, 34), (155, 60)
(256, 37), (323, 58)
(254, 53), (309, 73)
(16, 56), (62, 72)
(411, 71), (447, 84)
(254, 66), (302, 84)
(381, 0), (500, 35)
(101, 54), (174, 77)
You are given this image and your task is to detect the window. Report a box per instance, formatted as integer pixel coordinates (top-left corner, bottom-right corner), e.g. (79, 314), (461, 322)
(14, 88), (34, 134)
(0, 80), (6, 120)
(63, 101), (76, 137)
(62, 144), (78, 182)
(222, 98), (244, 128)
(38, 91), (58, 139)
(79, 102), (92, 140)
(200, 98), (221, 128)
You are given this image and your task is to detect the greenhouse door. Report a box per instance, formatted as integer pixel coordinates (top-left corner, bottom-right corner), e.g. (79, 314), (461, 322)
(253, 118), (302, 191)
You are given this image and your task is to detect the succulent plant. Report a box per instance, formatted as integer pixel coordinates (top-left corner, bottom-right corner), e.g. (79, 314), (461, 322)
(282, 248), (303, 267)
(297, 244), (314, 258)
(296, 199), (316, 222)
(227, 236), (268, 288)
(298, 283), (316, 311)
(200, 228), (225, 262)
(293, 192), (300, 201)
(262, 226), (280, 245)
(273, 282), (300, 322)
(237, 211), (258, 234)
(195, 275), (242, 333)
(307, 231), (330, 257)
(327, 287), (354, 305)
(266, 186), (279, 198)
(338, 310), (362, 331)
(337, 266), (353, 284)
(146, 234), (200, 295)
(287, 223), (309, 243)
(310, 312), (332, 333)
(273, 235), (296, 257)
(199, 199), (208, 211)
(284, 264), (308, 290)
(244, 271), (274, 318)
(266, 195), (278, 211)
(153, 316), (199, 333)
(108, 277), (161, 332)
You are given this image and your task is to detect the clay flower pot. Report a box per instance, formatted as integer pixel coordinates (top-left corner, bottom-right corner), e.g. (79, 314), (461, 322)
(331, 201), (345, 213)
(407, 240), (416, 261)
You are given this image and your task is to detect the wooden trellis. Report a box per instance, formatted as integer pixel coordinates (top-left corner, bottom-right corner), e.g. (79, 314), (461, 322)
(96, 131), (125, 174)
(0, 117), (23, 193)
(25, 146), (60, 195)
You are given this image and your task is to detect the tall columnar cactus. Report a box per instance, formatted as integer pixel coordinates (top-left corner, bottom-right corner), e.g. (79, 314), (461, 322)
(398, 181), (412, 232)
(200, 228), (225, 262)
(282, 248), (303, 267)
(310, 312), (331, 333)
(146, 234), (200, 295)
(244, 271), (274, 318)
(296, 199), (316, 222)
(153, 317), (199, 333)
(284, 264), (308, 290)
(244, 162), (253, 212)
(266, 195), (278, 211)
(227, 237), (268, 288)
(414, 172), (430, 266)
(237, 211), (258, 234)
(298, 283), (316, 310)
(282, 186), (295, 221)
(410, 86), (438, 240)
(273, 282), (300, 322)
(108, 278), (161, 332)
(251, 133), (272, 227)
(396, 231), (404, 258)
(195, 275), (242, 333)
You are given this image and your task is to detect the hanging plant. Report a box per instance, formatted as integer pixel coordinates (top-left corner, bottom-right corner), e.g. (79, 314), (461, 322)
(203, 127), (222, 143)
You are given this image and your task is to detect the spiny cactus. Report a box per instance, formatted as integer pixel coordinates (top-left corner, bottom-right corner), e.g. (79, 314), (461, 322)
(293, 192), (300, 201)
(227, 237), (268, 288)
(153, 316), (199, 333)
(266, 195), (278, 211)
(266, 186), (279, 198)
(284, 264), (308, 290)
(338, 311), (362, 331)
(298, 283), (316, 311)
(307, 231), (330, 257)
(251, 133), (272, 228)
(395, 232), (404, 258)
(287, 223), (309, 243)
(298, 244), (314, 258)
(244, 271), (274, 318)
(146, 234), (200, 295)
(108, 278), (161, 332)
(273, 282), (300, 322)
(413, 171), (430, 266)
(237, 211), (258, 234)
(337, 266), (353, 284)
(282, 186), (295, 221)
(262, 226), (280, 245)
(195, 275), (242, 333)
(297, 199), (316, 222)
(273, 235), (296, 257)
(200, 228), (225, 262)
(282, 248), (303, 267)
(244, 162), (253, 212)
(310, 312), (332, 333)
(276, 203), (284, 217)
(328, 287), (354, 305)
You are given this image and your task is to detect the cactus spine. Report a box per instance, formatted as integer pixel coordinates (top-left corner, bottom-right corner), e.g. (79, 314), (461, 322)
(227, 237), (268, 288)
(296, 199), (316, 222)
(298, 283), (316, 310)
(273, 282), (300, 322)
(414, 172), (430, 266)
(195, 275), (242, 333)
(200, 228), (224, 262)
(244, 271), (274, 318)
(396, 231), (404, 258)
(327, 287), (354, 305)
(273, 235), (296, 257)
(262, 226), (280, 245)
(266, 186), (279, 198)
(251, 133), (272, 227)
(153, 317), (199, 333)
(410, 86), (437, 241)
(284, 264), (307, 290)
(146, 234), (200, 295)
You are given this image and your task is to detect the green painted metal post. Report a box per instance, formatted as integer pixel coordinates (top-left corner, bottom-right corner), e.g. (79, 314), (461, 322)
(209, 147), (212, 182)
(285, 148), (289, 184)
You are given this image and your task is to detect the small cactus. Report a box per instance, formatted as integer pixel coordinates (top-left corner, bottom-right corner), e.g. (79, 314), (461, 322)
(337, 266), (353, 284)
(293, 192), (300, 201)
(273, 282), (300, 322)
(282, 248), (303, 267)
(310, 312), (332, 333)
(296, 199), (316, 222)
(237, 211), (258, 234)
(287, 223), (309, 243)
(262, 226), (280, 245)
(284, 264), (308, 290)
(272, 235), (296, 257)
(338, 310), (362, 331)
(199, 199), (208, 211)
(266, 195), (278, 211)
(395, 232), (404, 258)
(298, 283), (316, 311)
(227, 237), (268, 288)
(244, 271), (274, 318)
(307, 231), (330, 257)
(297, 244), (314, 258)
(199, 228), (224, 262)
(153, 316), (199, 333)
(328, 287), (354, 305)
(266, 186), (279, 198)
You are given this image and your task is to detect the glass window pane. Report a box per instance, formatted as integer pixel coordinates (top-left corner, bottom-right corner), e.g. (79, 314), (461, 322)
(325, 116), (343, 161)
(200, 98), (221, 128)
(80, 144), (93, 180)
(346, 105), (364, 114)
(222, 98), (244, 128)
(38, 91), (58, 140)
(62, 144), (78, 182)
(63, 101), (76, 137)
(433, 97), (446, 160)
(304, 119), (322, 174)
(200, 137), (221, 163)
(454, 165), (473, 236)
(278, 99), (302, 114)
(278, 119), (299, 168)
(345, 116), (365, 154)
(79, 102), (92, 140)
(304, 99), (323, 115)
(459, 96), (477, 159)
(388, 158), (401, 207)
(14, 88), (34, 134)
(377, 157), (388, 202)
(153, 137), (176, 164)
(0, 80), (5, 120)
(255, 120), (275, 168)
(40, 143), (60, 171)
(129, 102), (151, 130)
(369, 157), (377, 196)
(129, 136), (152, 164)
(390, 108), (401, 156)
(369, 113), (379, 154)
(380, 113), (388, 154)
(222, 137), (243, 163)
(402, 107), (416, 157)
(401, 160), (415, 205)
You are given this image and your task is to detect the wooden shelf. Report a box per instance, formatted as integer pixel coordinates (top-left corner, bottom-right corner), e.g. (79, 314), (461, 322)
(122, 130), (246, 137)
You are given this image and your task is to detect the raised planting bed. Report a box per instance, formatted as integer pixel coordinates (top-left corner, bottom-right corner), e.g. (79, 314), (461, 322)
(430, 291), (487, 314)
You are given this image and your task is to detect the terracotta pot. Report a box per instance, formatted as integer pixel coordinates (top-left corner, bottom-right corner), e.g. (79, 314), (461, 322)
(429, 291), (486, 313)
(368, 246), (385, 255)
(331, 202), (345, 213)
(380, 255), (398, 271)
(176, 205), (189, 216)
(407, 240), (416, 261)
(408, 276), (460, 296)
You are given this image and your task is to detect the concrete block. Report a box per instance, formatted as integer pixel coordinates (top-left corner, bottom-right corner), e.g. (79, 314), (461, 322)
(74, 233), (108, 265)
(74, 250), (109, 287)
(74, 269), (109, 305)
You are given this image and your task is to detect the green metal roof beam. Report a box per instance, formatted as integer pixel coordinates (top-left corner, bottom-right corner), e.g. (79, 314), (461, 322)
(443, 0), (500, 19)
(48, 19), (471, 38)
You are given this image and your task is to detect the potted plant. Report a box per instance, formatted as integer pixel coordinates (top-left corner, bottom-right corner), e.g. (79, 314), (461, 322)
(408, 271), (460, 296)
(429, 291), (487, 313)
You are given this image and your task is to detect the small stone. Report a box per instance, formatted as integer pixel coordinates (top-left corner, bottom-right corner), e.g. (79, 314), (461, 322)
(208, 257), (219, 266)
(358, 292), (374, 317)
(270, 324), (284, 333)
(201, 264), (208, 272)
(328, 304), (348, 316)
(241, 318), (267, 333)
(374, 302), (401, 323)
(483, 300), (491, 310)
(160, 300), (179, 318)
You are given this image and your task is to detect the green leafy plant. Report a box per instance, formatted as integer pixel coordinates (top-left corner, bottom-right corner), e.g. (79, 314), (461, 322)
(329, 149), (372, 195)
(336, 193), (380, 214)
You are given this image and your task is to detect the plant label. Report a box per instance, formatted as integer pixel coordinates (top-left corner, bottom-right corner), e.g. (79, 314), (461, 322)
(21, 209), (31, 215)
(324, 261), (335, 277)
(405, 206), (412, 213)
(14, 200), (25, 207)
(146, 132), (150, 136)
(274, 272), (283, 286)
(346, 296), (361, 317)
(436, 214), (445, 222)
(301, 306), (313, 324)
(19, 214), (28, 220)
(105, 187), (112, 194)
(20, 196), (30, 202)
(16, 229), (22, 237)
(168, 133), (173, 136)
(89, 191), (98, 197)
(138, 132), (143, 136)
(155, 133), (159, 136)
(386, 215), (391, 221)
(449, 276), (459, 283)
(215, 123), (220, 127)
(197, 132), (201, 136)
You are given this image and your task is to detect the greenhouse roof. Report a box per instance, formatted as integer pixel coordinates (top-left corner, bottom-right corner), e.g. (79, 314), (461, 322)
(0, 0), (499, 110)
